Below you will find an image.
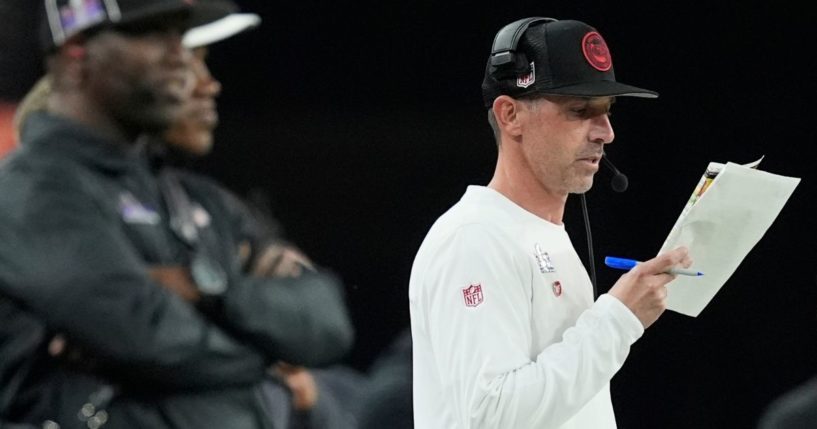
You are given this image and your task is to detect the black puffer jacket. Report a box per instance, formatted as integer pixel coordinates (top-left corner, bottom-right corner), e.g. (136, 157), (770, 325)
(0, 112), (354, 429)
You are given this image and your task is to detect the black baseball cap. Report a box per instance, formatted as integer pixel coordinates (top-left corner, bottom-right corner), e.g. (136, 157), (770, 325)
(481, 18), (657, 108)
(40, 0), (237, 52)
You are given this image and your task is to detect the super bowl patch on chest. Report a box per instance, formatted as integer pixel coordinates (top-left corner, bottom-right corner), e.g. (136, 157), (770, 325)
(534, 243), (556, 273)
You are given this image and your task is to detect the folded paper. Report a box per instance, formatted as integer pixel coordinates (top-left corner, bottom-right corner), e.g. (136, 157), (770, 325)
(659, 158), (800, 316)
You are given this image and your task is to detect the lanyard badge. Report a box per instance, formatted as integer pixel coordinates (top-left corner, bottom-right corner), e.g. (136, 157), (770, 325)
(160, 171), (227, 297)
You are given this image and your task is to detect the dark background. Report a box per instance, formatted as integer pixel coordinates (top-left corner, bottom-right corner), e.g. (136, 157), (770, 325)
(3, 1), (817, 428)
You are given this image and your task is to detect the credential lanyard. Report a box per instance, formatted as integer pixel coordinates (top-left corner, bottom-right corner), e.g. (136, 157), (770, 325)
(158, 170), (227, 296)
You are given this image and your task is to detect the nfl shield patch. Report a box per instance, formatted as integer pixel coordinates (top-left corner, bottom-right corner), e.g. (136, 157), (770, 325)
(517, 62), (536, 88)
(462, 284), (484, 307)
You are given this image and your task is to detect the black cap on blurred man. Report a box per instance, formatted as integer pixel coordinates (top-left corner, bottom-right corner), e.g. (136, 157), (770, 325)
(40, 0), (236, 52)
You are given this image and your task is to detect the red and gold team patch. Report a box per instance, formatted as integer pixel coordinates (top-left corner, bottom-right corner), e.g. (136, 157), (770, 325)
(581, 31), (612, 72)
(552, 281), (563, 297)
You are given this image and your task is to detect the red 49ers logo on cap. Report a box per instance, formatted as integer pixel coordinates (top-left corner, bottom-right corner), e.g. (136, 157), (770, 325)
(581, 32), (612, 72)
(462, 284), (484, 307)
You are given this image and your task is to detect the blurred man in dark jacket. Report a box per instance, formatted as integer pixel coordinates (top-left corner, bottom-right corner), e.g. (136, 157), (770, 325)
(151, 12), (366, 429)
(0, 1), (353, 428)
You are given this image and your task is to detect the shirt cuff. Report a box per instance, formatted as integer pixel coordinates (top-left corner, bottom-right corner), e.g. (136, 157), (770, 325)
(596, 293), (645, 343)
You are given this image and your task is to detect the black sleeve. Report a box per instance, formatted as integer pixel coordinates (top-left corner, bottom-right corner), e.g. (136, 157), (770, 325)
(757, 376), (817, 429)
(214, 180), (287, 264)
(0, 179), (267, 391)
(221, 271), (355, 367)
(193, 176), (355, 367)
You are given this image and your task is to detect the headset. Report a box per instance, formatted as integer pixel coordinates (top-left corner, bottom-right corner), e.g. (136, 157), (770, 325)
(489, 17), (557, 79)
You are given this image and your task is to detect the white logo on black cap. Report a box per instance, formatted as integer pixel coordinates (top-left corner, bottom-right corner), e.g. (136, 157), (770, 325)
(516, 62), (535, 88)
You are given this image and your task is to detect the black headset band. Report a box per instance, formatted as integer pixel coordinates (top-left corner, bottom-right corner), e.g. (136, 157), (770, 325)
(490, 17), (557, 67)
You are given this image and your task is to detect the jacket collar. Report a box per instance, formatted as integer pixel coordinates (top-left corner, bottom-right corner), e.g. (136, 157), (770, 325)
(21, 111), (149, 174)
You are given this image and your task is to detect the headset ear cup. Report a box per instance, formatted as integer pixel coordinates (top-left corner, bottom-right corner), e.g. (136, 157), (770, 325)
(512, 53), (532, 75)
(488, 17), (557, 80)
(490, 52), (530, 80)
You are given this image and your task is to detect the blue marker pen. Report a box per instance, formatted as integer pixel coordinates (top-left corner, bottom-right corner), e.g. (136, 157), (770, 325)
(604, 256), (703, 276)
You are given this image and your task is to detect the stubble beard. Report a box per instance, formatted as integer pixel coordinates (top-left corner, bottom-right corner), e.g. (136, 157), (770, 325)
(120, 82), (181, 137)
(570, 175), (595, 194)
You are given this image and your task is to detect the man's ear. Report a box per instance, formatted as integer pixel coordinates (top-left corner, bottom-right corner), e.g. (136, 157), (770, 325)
(492, 95), (524, 138)
(56, 38), (88, 87)
(64, 43), (86, 60)
(61, 33), (90, 60)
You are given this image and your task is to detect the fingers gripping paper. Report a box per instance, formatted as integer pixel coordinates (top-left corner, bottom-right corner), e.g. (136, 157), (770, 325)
(659, 158), (800, 316)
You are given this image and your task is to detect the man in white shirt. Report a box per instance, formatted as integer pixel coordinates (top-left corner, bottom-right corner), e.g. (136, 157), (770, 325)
(409, 17), (692, 429)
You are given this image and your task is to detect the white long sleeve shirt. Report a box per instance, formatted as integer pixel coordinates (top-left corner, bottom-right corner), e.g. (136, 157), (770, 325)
(409, 186), (644, 429)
